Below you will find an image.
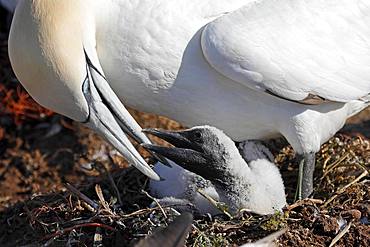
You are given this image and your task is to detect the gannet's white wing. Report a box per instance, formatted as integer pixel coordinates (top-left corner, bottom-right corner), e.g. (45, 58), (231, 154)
(202, 0), (370, 104)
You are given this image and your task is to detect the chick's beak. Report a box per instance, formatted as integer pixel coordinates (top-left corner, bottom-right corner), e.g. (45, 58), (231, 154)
(142, 128), (201, 151)
(141, 128), (208, 174)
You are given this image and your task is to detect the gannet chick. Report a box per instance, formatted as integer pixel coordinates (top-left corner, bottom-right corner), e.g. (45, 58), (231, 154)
(143, 126), (286, 215)
(149, 159), (221, 215)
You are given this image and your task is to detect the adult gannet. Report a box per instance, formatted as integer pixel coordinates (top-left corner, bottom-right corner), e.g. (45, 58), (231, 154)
(8, 0), (370, 198)
(144, 126), (286, 215)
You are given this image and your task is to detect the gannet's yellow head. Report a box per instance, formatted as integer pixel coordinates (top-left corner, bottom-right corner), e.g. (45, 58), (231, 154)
(9, 0), (89, 121)
(8, 0), (160, 180)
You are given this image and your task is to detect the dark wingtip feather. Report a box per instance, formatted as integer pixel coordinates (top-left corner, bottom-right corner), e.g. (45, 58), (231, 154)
(135, 213), (193, 247)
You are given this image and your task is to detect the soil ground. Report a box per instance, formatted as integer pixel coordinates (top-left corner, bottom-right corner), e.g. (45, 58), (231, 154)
(0, 14), (369, 247)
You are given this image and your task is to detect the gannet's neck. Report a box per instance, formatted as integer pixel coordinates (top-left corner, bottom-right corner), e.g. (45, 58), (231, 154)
(9, 0), (93, 121)
(209, 141), (285, 215)
(206, 141), (255, 212)
(214, 156), (286, 215)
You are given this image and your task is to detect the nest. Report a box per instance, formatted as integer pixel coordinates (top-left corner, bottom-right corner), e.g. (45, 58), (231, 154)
(0, 133), (368, 246)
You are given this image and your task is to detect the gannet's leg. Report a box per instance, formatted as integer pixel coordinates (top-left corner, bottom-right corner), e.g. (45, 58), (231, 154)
(296, 152), (315, 200)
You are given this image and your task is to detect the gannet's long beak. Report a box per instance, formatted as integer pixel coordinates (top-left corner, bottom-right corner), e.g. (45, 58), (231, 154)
(83, 60), (160, 181)
(142, 128), (212, 179)
(84, 55), (169, 167)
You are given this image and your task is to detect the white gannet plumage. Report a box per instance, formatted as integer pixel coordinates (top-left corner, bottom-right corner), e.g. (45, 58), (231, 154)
(145, 126), (286, 215)
(8, 0), (370, 197)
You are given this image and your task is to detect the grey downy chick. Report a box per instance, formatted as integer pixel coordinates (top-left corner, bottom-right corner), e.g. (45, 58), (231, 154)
(149, 159), (221, 215)
(143, 126), (286, 215)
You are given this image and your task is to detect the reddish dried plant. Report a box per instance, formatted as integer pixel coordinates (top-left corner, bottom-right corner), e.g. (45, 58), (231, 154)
(0, 83), (54, 125)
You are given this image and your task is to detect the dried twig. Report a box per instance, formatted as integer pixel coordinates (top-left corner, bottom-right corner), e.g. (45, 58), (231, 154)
(320, 153), (349, 179)
(95, 184), (111, 212)
(41, 223), (116, 241)
(328, 221), (352, 247)
(141, 190), (167, 219)
(65, 183), (99, 211)
(121, 207), (161, 218)
(99, 162), (124, 207)
(287, 199), (324, 211)
(323, 170), (369, 208)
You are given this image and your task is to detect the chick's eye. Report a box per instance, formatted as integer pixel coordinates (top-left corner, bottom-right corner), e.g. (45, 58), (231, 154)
(193, 131), (202, 142)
